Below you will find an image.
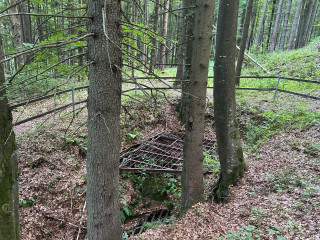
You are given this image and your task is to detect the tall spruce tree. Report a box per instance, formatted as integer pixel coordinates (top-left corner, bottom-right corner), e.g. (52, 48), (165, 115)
(181, 0), (214, 211)
(86, 0), (123, 238)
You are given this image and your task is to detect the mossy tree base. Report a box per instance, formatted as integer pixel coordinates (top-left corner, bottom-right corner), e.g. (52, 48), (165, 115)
(0, 34), (20, 240)
(210, 160), (247, 203)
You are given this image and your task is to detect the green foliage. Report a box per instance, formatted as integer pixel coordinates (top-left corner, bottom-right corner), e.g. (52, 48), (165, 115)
(19, 198), (35, 209)
(266, 169), (319, 198)
(119, 172), (178, 222)
(239, 102), (320, 149)
(304, 144), (320, 157)
(119, 181), (136, 223)
(261, 107), (320, 130)
(262, 37), (320, 81)
(126, 132), (139, 142)
(6, 32), (88, 100)
(141, 219), (163, 230)
(121, 92), (165, 143)
(121, 172), (180, 209)
(241, 37), (320, 91)
(221, 225), (284, 240)
(120, 200), (134, 222)
(122, 22), (164, 70)
(203, 151), (220, 173)
(64, 133), (87, 150)
(160, 175), (181, 198)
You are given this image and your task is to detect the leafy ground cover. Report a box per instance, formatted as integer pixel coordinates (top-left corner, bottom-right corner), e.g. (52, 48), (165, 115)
(138, 91), (320, 239)
(13, 86), (320, 239)
(11, 38), (320, 239)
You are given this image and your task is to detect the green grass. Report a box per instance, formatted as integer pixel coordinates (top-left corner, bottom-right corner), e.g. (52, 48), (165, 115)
(236, 90), (320, 150)
(240, 37), (320, 92)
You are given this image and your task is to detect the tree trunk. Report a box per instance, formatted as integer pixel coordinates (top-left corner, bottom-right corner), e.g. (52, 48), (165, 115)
(211, 0), (247, 203)
(142, 0), (149, 71)
(288, 0), (303, 50)
(20, 0), (33, 44)
(10, 0), (23, 66)
(68, 0), (75, 65)
(181, 0), (214, 211)
(175, 2), (184, 81)
(255, 0), (268, 47)
(279, 0), (292, 50)
(159, 0), (169, 72)
(0, 34), (20, 240)
(86, 0), (123, 238)
(247, 0), (258, 51)
(166, 1), (174, 66)
(295, 0), (307, 48)
(237, 7), (246, 46)
(35, 4), (44, 43)
(177, 0), (195, 124)
(132, 2), (138, 77)
(306, 1), (319, 44)
(149, 0), (160, 73)
(266, 0), (277, 52)
(296, 0), (314, 48)
(235, 0), (254, 85)
(269, 0), (284, 52)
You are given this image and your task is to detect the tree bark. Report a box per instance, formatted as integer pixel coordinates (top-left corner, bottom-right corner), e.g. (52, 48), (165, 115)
(86, 0), (123, 239)
(159, 0), (169, 72)
(306, 1), (319, 44)
(247, 0), (258, 51)
(266, 0), (277, 52)
(288, 0), (303, 50)
(0, 34), (20, 240)
(270, 0), (284, 52)
(279, 0), (292, 50)
(20, 0), (32, 44)
(35, 4), (44, 43)
(177, 0), (195, 124)
(149, 0), (160, 73)
(142, 0), (149, 71)
(235, 0), (254, 85)
(211, 0), (247, 203)
(181, 0), (214, 211)
(132, 2), (138, 77)
(237, 7), (246, 46)
(255, 0), (268, 47)
(296, 0), (314, 48)
(175, 2), (184, 81)
(10, 0), (23, 66)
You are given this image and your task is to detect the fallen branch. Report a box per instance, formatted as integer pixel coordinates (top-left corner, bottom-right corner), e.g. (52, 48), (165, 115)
(10, 85), (88, 109)
(14, 99), (87, 126)
(76, 201), (87, 240)
(44, 215), (86, 229)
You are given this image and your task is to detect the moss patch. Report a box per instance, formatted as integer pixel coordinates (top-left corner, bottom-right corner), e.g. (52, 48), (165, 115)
(0, 102), (19, 239)
(211, 159), (247, 203)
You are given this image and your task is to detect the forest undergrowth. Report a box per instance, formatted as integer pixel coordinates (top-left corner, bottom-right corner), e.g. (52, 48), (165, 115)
(13, 88), (320, 239)
(12, 39), (320, 239)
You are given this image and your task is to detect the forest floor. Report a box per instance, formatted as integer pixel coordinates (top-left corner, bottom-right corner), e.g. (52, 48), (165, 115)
(13, 89), (320, 240)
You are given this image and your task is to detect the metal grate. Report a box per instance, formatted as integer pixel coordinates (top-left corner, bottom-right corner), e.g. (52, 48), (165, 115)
(124, 209), (170, 237)
(120, 132), (216, 174)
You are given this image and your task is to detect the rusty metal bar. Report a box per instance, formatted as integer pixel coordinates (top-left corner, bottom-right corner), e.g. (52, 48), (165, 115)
(120, 167), (214, 174)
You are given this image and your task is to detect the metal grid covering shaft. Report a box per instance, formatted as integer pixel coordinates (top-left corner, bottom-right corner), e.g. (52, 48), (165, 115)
(119, 132), (216, 173)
